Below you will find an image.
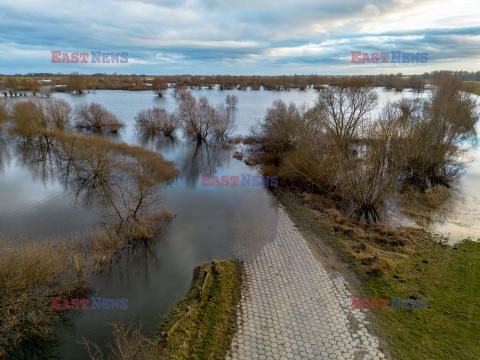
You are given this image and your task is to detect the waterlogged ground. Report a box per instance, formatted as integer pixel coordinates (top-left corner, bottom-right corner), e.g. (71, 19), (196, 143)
(0, 87), (478, 358)
(430, 140), (480, 244)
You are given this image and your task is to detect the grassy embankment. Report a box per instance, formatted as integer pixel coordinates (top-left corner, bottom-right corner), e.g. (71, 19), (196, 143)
(157, 260), (242, 360)
(278, 191), (480, 360)
(86, 260), (242, 360)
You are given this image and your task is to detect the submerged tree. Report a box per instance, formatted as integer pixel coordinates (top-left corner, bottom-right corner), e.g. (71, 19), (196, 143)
(135, 107), (179, 137)
(253, 99), (303, 164)
(176, 90), (235, 145)
(0, 100), (8, 126)
(397, 78), (479, 190)
(151, 77), (168, 97)
(67, 72), (87, 94)
(225, 94), (239, 109)
(44, 99), (72, 130)
(74, 102), (125, 133)
(315, 79), (377, 155)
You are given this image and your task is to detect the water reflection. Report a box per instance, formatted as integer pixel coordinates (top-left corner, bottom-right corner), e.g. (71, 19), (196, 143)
(11, 133), (173, 230)
(0, 134), (10, 172)
(181, 144), (231, 187)
(14, 135), (58, 183)
(136, 133), (178, 153)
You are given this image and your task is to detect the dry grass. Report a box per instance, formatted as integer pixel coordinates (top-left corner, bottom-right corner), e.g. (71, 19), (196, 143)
(83, 260), (242, 360)
(0, 129), (179, 355)
(0, 208), (175, 356)
(0, 235), (90, 355)
(296, 191), (428, 278)
(400, 185), (451, 226)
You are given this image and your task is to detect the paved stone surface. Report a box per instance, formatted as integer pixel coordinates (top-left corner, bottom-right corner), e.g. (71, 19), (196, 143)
(227, 206), (386, 360)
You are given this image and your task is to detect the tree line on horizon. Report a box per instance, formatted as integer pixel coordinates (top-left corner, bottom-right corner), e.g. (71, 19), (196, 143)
(0, 70), (479, 97)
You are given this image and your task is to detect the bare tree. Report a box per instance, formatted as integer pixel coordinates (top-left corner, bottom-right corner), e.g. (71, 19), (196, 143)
(135, 107), (179, 137)
(254, 100), (302, 164)
(408, 75), (425, 92)
(340, 111), (404, 221)
(151, 77), (168, 97)
(68, 73), (87, 94)
(176, 91), (212, 144)
(225, 94), (239, 109)
(74, 103), (125, 133)
(44, 99), (72, 130)
(212, 105), (236, 145)
(397, 78), (479, 190)
(314, 82), (377, 155)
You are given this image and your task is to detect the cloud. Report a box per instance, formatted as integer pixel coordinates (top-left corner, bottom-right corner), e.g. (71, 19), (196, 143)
(0, 0), (478, 74)
(363, 4), (381, 17)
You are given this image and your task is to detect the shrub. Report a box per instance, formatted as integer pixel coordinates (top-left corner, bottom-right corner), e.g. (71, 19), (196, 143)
(151, 77), (168, 97)
(253, 100), (302, 164)
(176, 90), (235, 144)
(43, 98), (72, 130)
(74, 102), (125, 133)
(0, 100), (8, 126)
(225, 94), (238, 109)
(398, 78), (479, 190)
(10, 100), (48, 136)
(135, 107), (179, 136)
(408, 75), (426, 92)
(0, 235), (90, 354)
(67, 73), (87, 94)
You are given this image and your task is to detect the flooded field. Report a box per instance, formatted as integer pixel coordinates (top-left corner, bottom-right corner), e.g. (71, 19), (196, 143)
(0, 86), (478, 358)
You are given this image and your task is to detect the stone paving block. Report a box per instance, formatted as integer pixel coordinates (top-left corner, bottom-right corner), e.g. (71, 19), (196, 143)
(227, 206), (386, 360)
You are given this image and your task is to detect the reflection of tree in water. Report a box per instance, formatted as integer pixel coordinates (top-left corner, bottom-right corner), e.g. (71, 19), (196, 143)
(136, 133), (178, 153)
(13, 135), (59, 183)
(101, 232), (163, 286)
(5, 134), (179, 360)
(181, 144), (231, 187)
(13, 133), (178, 228)
(0, 134), (11, 172)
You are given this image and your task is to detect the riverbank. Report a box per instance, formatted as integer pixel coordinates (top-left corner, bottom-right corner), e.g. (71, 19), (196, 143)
(88, 260), (242, 360)
(277, 190), (480, 359)
(157, 260), (242, 359)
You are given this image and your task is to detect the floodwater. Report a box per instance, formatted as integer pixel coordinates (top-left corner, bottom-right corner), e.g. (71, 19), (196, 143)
(430, 138), (480, 244)
(0, 86), (478, 358)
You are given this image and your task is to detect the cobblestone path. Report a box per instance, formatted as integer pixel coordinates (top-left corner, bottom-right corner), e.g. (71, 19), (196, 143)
(227, 206), (386, 360)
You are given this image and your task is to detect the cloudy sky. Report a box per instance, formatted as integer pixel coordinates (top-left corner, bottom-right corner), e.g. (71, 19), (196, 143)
(0, 0), (479, 75)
